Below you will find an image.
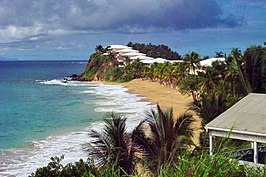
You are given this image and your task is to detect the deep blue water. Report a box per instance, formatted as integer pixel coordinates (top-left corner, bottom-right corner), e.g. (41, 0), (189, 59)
(0, 60), (103, 149)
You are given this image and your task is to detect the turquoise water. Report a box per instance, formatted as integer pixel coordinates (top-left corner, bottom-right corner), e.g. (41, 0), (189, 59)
(0, 60), (153, 176)
(0, 60), (103, 149)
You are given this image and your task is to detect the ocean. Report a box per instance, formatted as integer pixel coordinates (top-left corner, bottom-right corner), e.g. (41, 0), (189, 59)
(0, 60), (153, 176)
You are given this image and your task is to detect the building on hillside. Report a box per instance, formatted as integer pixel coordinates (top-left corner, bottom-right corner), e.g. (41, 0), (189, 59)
(200, 57), (225, 67)
(205, 93), (266, 165)
(105, 44), (222, 68)
(106, 45), (132, 67)
(194, 58), (225, 74)
(121, 52), (146, 58)
(116, 48), (139, 53)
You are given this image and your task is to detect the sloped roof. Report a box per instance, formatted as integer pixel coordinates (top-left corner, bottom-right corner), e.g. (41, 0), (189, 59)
(200, 58), (225, 67)
(130, 56), (154, 60)
(153, 58), (168, 63)
(205, 93), (266, 136)
(121, 52), (146, 57)
(116, 48), (138, 53)
(168, 60), (184, 63)
(141, 59), (155, 64)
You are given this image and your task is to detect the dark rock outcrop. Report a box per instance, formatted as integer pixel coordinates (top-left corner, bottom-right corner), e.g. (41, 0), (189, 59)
(68, 74), (90, 81)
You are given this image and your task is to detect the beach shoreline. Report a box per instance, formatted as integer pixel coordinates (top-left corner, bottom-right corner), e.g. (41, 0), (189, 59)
(121, 79), (193, 116)
(93, 79), (194, 116)
(93, 79), (202, 145)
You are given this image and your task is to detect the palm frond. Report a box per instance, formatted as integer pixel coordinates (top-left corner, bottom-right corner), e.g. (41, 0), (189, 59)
(103, 113), (127, 149)
(131, 120), (157, 159)
(87, 129), (111, 166)
(174, 112), (195, 138)
(87, 112), (135, 173)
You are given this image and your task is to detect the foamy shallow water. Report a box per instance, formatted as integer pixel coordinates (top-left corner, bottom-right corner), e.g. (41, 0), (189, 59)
(0, 80), (154, 177)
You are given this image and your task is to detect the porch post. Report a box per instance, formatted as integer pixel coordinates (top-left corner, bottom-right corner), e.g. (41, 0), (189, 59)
(254, 141), (258, 164)
(209, 134), (213, 156)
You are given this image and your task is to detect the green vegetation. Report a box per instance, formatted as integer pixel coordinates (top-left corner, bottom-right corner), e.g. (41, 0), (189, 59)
(31, 106), (266, 176)
(30, 105), (194, 176)
(80, 53), (142, 82)
(80, 53), (115, 81)
(31, 43), (266, 176)
(82, 43), (266, 123)
(132, 105), (195, 174)
(183, 51), (201, 75)
(127, 42), (182, 60)
(88, 113), (134, 175)
(30, 152), (266, 176)
(159, 152), (266, 177)
(183, 46), (266, 123)
(87, 105), (196, 175)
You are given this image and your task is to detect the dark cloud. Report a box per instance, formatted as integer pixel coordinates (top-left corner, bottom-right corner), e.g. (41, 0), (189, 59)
(0, 0), (241, 43)
(53, 0), (241, 30)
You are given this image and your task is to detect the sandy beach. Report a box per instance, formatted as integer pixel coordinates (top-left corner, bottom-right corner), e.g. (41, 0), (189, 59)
(121, 79), (202, 145)
(121, 79), (193, 117)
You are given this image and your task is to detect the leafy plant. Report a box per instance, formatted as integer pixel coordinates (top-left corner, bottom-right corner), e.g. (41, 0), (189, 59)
(29, 156), (98, 177)
(132, 105), (195, 174)
(87, 113), (134, 175)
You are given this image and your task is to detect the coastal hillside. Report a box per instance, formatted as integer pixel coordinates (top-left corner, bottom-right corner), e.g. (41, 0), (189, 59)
(80, 43), (266, 95)
(31, 42), (266, 176)
(79, 53), (118, 81)
(79, 43), (266, 124)
(79, 43), (184, 82)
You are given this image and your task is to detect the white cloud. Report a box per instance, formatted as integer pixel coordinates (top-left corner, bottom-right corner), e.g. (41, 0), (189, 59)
(0, 24), (47, 43)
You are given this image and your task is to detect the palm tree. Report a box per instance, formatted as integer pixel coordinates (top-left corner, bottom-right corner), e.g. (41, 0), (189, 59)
(243, 45), (265, 93)
(132, 105), (195, 174)
(153, 63), (165, 84)
(125, 59), (143, 79)
(227, 49), (252, 95)
(176, 62), (190, 84)
(88, 113), (134, 174)
(211, 60), (227, 80)
(197, 84), (233, 124)
(179, 74), (201, 104)
(197, 66), (221, 92)
(215, 51), (225, 58)
(141, 65), (151, 79)
(161, 63), (172, 86)
(184, 52), (201, 74)
(95, 45), (104, 53)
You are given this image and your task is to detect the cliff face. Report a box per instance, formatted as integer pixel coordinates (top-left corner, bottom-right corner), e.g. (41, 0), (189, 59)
(79, 53), (118, 81)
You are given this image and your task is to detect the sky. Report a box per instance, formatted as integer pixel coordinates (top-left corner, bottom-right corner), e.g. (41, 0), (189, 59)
(0, 0), (265, 60)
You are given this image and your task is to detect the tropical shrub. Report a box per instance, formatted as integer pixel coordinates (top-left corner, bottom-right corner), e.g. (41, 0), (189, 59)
(87, 113), (134, 175)
(29, 156), (98, 177)
(132, 105), (196, 174)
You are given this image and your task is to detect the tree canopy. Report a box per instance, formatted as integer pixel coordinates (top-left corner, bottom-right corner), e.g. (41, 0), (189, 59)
(127, 42), (182, 60)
